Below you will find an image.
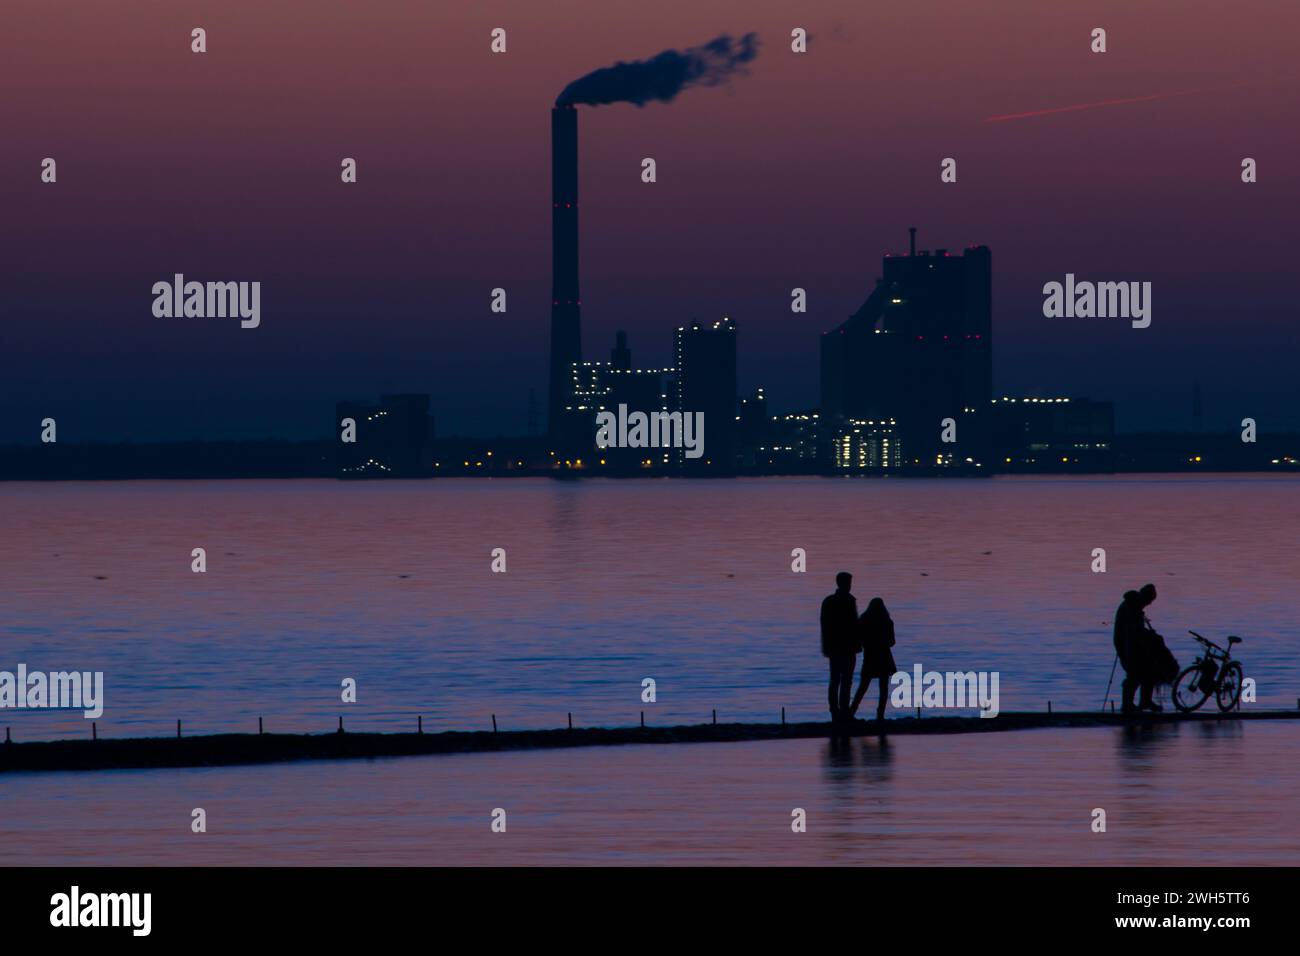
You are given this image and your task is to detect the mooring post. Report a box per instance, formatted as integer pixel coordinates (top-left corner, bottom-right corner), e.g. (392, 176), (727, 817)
(177, 719), (182, 738)
(337, 715), (344, 734)
(92, 722), (97, 741)
(418, 715), (423, 735)
(781, 706), (785, 726)
(492, 714), (498, 733)
(916, 706), (921, 719)
(1048, 701), (1052, 715)
(567, 712), (572, 730)
(640, 711), (645, 728)
(4, 727), (9, 744)
(258, 716), (263, 735)
(712, 708), (716, 725)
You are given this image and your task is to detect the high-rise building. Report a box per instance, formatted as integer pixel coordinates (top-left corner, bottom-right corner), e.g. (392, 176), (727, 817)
(820, 232), (992, 467)
(674, 317), (738, 472)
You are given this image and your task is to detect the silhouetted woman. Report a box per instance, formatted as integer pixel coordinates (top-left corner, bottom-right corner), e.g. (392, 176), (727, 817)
(850, 597), (897, 723)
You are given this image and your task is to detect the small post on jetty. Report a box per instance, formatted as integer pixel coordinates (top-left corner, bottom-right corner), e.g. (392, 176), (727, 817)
(781, 706), (785, 726)
(258, 716), (263, 735)
(418, 715), (423, 735)
(177, 719), (182, 738)
(5, 727), (9, 745)
(916, 706), (921, 719)
(1047, 701), (1052, 715)
(337, 715), (344, 734)
(492, 714), (498, 733)
(640, 711), (645, 728)
(567, 712), (572, 730)
(712, 709), (717, 725)
(92, 722), (97, 741)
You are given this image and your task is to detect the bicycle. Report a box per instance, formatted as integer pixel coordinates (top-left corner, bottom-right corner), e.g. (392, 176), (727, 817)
(1172, 630), (1244, 713)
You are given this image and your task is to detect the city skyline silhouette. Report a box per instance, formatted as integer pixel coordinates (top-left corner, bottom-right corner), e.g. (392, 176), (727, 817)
(3, 2), (1299, 444)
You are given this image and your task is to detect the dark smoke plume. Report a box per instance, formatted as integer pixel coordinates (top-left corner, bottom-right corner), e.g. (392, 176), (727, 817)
(556, 33), (760, 108)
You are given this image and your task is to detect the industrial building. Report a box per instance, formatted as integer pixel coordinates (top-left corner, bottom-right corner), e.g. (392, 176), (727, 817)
(820, 231), (992, 468)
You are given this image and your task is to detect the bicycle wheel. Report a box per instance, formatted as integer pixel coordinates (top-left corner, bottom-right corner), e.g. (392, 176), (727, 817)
(1216, 662), (1244, 712)
(1173, 664), (1209, 713)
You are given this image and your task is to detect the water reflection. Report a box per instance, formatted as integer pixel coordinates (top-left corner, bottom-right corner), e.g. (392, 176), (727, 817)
(822, 731), (894, 796)
(822, 733), (858, 777)
(859, 734), (893, 781)
(4, 725), (1298, 865)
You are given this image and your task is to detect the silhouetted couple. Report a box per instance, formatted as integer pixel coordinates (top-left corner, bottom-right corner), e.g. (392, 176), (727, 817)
(820, 572), (897, 726)
(1113, 583), (1179, 713)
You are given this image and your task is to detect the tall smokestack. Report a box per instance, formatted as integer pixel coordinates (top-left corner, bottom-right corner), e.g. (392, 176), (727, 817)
(547, 34), (758, 446)
(548, 105), (581, 442)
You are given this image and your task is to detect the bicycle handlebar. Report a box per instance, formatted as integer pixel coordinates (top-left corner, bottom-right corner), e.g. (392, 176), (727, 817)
(1188, 630), (1230, 654)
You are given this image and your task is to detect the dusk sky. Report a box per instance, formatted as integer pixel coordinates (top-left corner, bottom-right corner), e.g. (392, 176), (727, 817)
(3, 0), (1299, 441)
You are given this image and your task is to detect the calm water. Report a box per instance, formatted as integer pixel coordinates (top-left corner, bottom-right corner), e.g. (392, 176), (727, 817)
(3, 722), (1297, 865)
(3, 476), (1298, 739)
(4, 476), (1299, 865)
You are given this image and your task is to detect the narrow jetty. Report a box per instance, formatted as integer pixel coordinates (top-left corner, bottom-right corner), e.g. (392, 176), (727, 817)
(3, 710), (1298, 774)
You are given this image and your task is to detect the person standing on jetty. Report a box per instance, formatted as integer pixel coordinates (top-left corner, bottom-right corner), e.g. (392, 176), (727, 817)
(850, 597), (897, 725)
(821, 572), (859, 723)
(1114, 583), (1175, 713)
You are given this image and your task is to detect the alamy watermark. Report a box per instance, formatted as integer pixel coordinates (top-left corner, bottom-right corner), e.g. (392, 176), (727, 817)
(0, 664), (103, 718)
(152, 274), (261, 328)
(50, 886), (151, 936)
(890, 663), (1000, 717)
(1042, 274), (1151, 328)
(595, 404), (705, 459)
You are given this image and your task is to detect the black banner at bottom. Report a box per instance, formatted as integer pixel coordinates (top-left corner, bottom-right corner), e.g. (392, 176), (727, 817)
(0, 866), (1280, 942)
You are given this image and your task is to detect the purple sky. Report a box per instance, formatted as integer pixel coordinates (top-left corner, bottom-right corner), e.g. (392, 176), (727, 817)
(3, 0), (1299, 440)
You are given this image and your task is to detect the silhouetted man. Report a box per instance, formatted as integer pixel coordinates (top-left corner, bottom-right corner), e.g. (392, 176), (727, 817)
(1114, 583), (1160, 713)
(821, 571), (859, 722)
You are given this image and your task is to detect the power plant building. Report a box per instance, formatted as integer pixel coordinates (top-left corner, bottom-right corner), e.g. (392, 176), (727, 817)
(568, 331), (670, 469)
(820, 232), (992, 467)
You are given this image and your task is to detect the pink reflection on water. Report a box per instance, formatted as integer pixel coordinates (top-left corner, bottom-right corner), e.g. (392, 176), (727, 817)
(3, 476), (1300, 742)
(4, 723), (1297, 866)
